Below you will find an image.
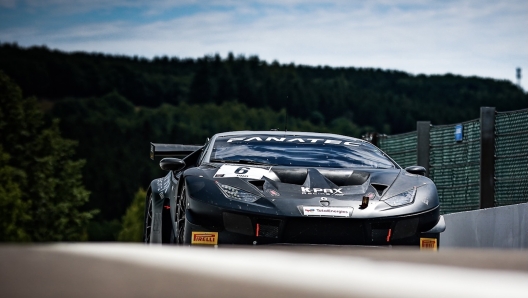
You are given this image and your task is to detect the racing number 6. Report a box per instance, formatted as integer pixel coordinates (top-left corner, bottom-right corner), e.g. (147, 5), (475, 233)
(235, 167), (250, 174)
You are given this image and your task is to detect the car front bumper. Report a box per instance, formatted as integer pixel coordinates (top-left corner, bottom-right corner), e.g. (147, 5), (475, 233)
(184, 192), (443, 246)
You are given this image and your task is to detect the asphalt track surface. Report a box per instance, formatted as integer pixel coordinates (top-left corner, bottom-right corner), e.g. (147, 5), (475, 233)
(1, 244), (528, 298)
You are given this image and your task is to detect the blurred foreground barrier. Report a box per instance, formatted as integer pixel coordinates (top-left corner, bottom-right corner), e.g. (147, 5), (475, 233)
(366, 107), (528, 214)
(441, 202), (528, 249)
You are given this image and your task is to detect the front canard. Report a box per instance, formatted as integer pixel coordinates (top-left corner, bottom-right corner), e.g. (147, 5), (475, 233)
(192, 232), (218, 245)
(420, 238), (438, 251)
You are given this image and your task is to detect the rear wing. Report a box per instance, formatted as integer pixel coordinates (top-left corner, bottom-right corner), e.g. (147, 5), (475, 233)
(150, 143), (203, 160)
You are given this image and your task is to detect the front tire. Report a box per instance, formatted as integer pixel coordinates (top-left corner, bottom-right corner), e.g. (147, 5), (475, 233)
(144, 192), (174, 244)
(143, 193), (153, 243)
(175, 182), (188, 244)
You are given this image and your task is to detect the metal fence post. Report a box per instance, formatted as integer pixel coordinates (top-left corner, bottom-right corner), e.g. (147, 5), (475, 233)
(480, 107), (496, 209)
(417, 121), (431, 177)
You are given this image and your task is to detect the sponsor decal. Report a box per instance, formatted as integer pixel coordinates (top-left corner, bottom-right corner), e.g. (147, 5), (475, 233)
(301, 187), (343, 195)
(226, 137), (360, 146)
(192, 232), (218, 245)
(420, 238), (438, 251)
(268, 189), (280, 196)
(156, 175), (171, 193)
(301, 206), (353, 217)
(214, 165), (271, 179)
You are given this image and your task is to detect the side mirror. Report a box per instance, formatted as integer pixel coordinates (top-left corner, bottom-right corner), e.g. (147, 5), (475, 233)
(160, 158), (186, 171)
(405, 166), (427, 176)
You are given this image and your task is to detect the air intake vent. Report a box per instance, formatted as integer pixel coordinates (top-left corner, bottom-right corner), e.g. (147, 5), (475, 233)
(248, 180), (265, 191)
(371, 183), (388, 196)
(257, 220), (280, 238)
(272, 167), (370, 186)
(392, 218), (419, 240)
(272, 168), (308, 185)
(320, 169), (370, 186)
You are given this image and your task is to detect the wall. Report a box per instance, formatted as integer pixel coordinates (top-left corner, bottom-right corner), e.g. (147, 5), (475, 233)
(441, 202), (528, 249)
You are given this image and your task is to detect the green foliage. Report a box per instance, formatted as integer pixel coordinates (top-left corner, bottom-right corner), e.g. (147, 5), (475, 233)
(118, 188), (147, 242)
(0, 147), (29, 241)
(29, 120), (94, 241)
(87, 220), (122, 241)
(0, 71), (95, 241)
(329, 117), (361, 138)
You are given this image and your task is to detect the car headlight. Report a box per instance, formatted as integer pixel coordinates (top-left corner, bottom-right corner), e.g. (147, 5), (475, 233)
(384, 187), (417, 207)
(215, 181), (260, 203)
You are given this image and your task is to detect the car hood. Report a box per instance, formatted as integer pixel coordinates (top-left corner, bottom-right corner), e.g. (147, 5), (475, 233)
(184, 163), (438, 218)
(191, 163), (430, 200)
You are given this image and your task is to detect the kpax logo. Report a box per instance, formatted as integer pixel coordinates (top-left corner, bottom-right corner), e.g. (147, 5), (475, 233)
(301, 187), (343, 195)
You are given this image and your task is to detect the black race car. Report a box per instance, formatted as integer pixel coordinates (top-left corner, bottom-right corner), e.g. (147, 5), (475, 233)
(144, 131), (445, 249)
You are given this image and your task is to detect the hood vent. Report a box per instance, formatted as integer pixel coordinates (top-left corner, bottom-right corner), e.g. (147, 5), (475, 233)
(248, 179), (265, 191)
(371, 183), (388, 196)
(319, 169), (370, 186)
(270, 167), (370, 187)
(271, 168), (308, 185)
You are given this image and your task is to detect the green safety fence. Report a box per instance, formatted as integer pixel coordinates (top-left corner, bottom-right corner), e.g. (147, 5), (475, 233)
(378, 131), (417, 168)
(494, 109), (528, 206)
(429, 120), (481, 214)
(373, 108), (528, 214)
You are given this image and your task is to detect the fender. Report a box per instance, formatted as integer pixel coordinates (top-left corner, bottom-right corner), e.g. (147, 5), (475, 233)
(143, 186), (152, 243)
(149, 172), (175, 244)
(422, 215), (446, 234)
(147, 143), (204, 244)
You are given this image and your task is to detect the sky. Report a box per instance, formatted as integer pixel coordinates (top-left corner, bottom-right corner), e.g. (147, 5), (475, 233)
(1, 0), (527, 90)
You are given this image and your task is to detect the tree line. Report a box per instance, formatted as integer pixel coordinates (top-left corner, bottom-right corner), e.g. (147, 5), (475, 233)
(2, 43), (526, 134)
(0, 71), (94, 241)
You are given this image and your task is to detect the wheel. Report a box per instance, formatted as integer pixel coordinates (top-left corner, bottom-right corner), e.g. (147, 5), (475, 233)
(143, 193), (174, 244)
(143, 193), (153, 243)
(175, 182), (187, 244)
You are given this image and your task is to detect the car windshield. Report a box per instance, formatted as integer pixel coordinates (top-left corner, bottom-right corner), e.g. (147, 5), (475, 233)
(209, 135), (396, 169)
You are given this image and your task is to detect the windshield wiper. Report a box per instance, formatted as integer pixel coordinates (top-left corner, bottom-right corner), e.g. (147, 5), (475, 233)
(209, 159), (276, 166)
